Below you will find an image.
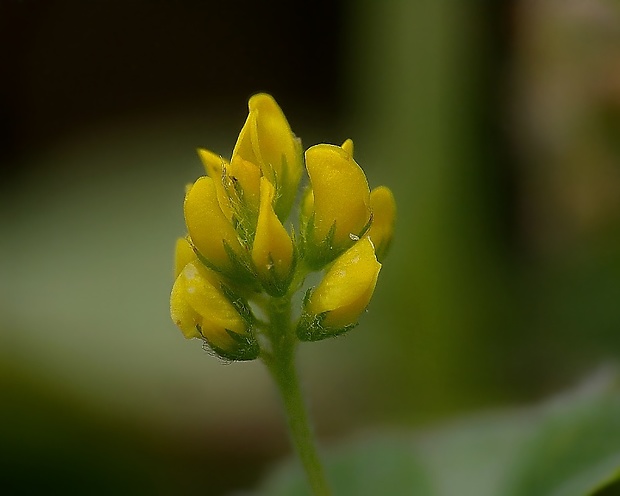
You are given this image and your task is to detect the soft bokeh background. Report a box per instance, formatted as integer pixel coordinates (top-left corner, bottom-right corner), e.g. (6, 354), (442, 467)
(1, 0), (620, 494)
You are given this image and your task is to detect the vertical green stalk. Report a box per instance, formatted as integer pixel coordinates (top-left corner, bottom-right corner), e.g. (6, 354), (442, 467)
(262, 295), (331, 496)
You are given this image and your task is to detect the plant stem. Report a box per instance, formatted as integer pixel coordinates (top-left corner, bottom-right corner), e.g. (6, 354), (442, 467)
(262, 296), (331, 496)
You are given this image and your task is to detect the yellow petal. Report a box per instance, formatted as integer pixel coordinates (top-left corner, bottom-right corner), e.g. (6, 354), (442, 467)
(183, 262), (247, 349)
(341, 138), (354, 157)
(227, 155), (261, 213)
(232, 93), (302, 219)
(365, 186), (396, 261)
(197, 148), (232, 218)
(171, 261), (247, 349)
(252, 177), (294, 284)
(308, 237), (381, 328)
(174, 237), (197, 278)
(248, 93), (300, 183)
(305, 144), (371, 248)
(231, 105), (257, 168)
(170, 272), (203, 340)
(184, 176), (244, 272)
(197, 148), (225, 181)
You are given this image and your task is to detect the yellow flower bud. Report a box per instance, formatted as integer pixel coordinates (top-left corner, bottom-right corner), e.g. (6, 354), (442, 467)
(197, 148), (233, 219)
(304, 144), (371, 260)
(365, 186), (396, 262)
(184, 176), (245, 274)
(174, 237), (197, 278)
(171, 261), (257, 359)
(252, 177), (294, 294)
(232, 93), (302, 220)
(306, 237), (381, 331)
(341, 138), (354, 157)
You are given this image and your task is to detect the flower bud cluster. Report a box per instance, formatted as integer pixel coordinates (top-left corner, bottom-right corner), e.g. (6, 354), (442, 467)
(171, 94), (395, 360)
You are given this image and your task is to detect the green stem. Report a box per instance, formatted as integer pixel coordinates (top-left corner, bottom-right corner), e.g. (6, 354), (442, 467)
(262, 296), (331, 496)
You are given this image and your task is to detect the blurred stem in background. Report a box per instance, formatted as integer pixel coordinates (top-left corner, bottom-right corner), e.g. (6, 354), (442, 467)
(346, 0), (620, 423)
(511, 0), (620, 369)
(348, 0), (515, 419)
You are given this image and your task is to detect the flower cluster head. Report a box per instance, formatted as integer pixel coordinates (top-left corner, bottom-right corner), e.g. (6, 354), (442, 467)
(171, 94), (396, 361)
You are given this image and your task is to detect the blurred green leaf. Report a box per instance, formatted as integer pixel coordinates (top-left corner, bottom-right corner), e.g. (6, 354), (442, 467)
(505, 372), (620, 496)
(261, 370), (620, 496)
(260, 435), (434, 496)
(589, 471), (620, 496)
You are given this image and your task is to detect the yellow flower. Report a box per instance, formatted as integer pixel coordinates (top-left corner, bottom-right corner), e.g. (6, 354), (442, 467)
(198, 148), (261, 244)
(184, 176), (245, 274)
(252, 177), (294, 294)
(232, 93), (302, 220)
(365, 186), (396, 262)
(304, 144), (371, 261)
(174, 94), (395, 351)
(174, 237), (197, 278)
(306, 237), (381, 331)
(170, 261), (256, 358)
(196, 148), (232, 219)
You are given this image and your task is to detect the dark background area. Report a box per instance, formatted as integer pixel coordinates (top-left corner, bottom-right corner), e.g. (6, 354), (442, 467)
(1, 0), (620, 494)
(0, 0), (343, 173)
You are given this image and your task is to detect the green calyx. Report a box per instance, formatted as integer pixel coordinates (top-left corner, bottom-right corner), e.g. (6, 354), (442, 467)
(296, 288), (359, 342)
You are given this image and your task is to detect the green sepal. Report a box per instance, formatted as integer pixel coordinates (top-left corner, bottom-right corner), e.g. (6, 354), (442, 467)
(303, 210), (373, 270)
(295, 288), (359, 342)
(220, 161), (260, 247)
(219, 283), (254, 326)
(296, 198), (309, 261)
(269, 155), (283, 216)
(192, 245), (220, 273)
(303, 217), (339, 270)
(200, 326), (260, 362)
(273, 140), (303, 222)
(227, 181), (259, 246)
(190, 240), (258, 291)
(221, 240), (260, 289)
(257, 246), (297, 297)
(255, 226), (299, 297)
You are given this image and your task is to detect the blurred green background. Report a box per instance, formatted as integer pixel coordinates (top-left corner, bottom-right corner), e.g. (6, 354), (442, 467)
(1, 0), (620, 494)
